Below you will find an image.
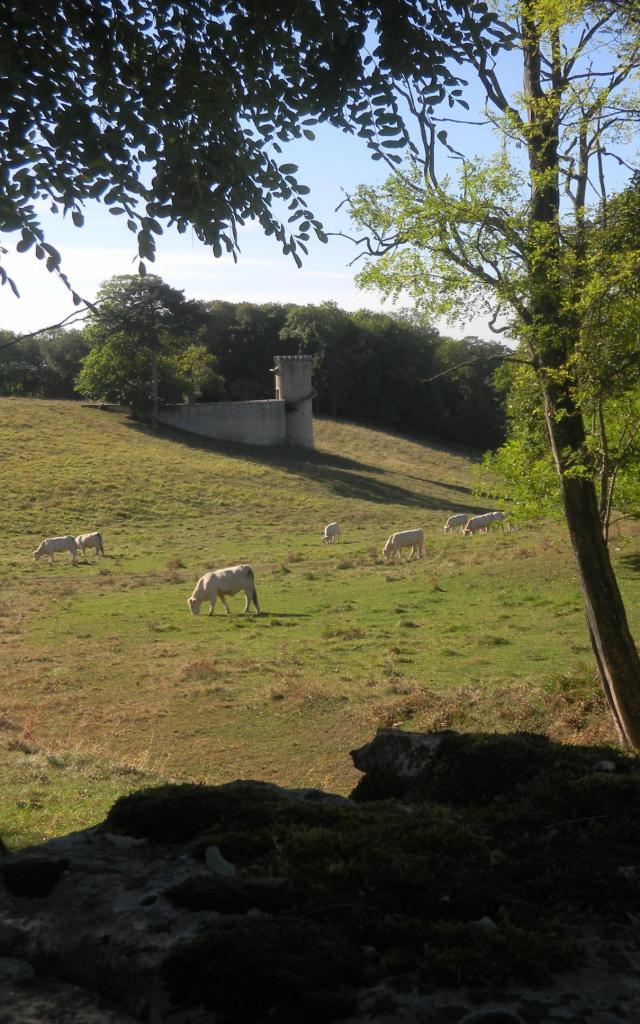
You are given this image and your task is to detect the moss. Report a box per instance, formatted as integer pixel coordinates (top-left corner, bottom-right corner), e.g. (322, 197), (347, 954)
(106, 733), (640, 1013)
(161, 915), (360, 1023)
(420, 918), (579, 986)
(351, 731), (636, 807)
(165, 875), (296, 914)
(106, 783), (303, 842)
(422, 731), (555, 805)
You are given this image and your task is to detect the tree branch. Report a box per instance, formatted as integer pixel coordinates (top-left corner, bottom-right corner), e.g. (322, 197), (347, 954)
(0, 307), (95, 353)
(420, 352), (534, 385)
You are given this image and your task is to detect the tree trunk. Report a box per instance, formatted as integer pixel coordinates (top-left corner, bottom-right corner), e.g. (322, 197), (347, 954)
(543, 389), (640, 746)
(521, 2), (640, 746)
(151, 346), (158, 425)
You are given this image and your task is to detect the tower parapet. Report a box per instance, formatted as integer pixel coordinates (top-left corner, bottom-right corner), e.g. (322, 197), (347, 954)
(272, 355), (315, 448)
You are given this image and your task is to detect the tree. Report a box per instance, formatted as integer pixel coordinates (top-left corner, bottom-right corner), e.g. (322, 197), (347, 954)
(280, 302), (363, 416)
(0, 331), (42, 395)
(201, 302), (295, 401)
(346, 2), (640, 745)
(170, 344), (226, 404)
(483, 174), (640, 539)
(430, 335), (510, 450)
(76, 275), (204, 415)
(35, 329), (90, 398)
(0, 326), (88, 397)
(0, 0), (505, 300)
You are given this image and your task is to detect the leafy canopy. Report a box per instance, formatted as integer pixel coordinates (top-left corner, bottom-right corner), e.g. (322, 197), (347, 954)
(75, 274), (205, 409)
(0, 0), (512, 300)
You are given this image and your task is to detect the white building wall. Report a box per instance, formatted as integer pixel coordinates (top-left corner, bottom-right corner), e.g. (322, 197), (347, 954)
(157, 400), (287, 446)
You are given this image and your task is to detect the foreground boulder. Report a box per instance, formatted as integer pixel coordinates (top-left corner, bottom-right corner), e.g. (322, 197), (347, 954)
(2, 733), (640, 1022)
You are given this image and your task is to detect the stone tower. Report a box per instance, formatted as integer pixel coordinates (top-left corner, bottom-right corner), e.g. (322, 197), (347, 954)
(272, 355), (315, 448)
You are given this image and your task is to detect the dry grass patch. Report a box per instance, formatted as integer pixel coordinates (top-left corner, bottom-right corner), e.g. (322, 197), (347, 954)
(322, 625), (367, 641)
(179, 659), (219, 682)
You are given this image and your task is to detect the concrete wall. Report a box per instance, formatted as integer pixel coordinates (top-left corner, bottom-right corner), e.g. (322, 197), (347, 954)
(157, 400), (287, 446)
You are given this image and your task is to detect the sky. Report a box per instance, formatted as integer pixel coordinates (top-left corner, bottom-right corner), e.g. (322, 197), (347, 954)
(3, 122), (495, 340)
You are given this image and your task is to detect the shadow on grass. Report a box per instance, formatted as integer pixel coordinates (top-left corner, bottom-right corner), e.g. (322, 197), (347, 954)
(618, 553), (640, 573)
(126, 421), (491, 515)
(258, 612), (309, 619)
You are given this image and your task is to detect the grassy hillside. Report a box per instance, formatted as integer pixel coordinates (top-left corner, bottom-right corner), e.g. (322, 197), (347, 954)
(2, 398), (639, 848)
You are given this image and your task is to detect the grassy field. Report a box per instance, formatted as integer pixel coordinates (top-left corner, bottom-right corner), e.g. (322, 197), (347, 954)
(2, 398), (640, 849)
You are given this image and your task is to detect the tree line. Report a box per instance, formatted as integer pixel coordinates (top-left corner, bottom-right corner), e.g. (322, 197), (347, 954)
(0, 275), (509, 451)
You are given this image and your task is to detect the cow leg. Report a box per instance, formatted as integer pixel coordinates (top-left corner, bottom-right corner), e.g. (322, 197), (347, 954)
(208, 595), (217, 616)
(242, 591), (250, 613)
(220, 595), (232, 615)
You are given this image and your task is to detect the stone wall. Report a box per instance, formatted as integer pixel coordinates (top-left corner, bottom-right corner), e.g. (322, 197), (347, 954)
(157, 400), (287, 446)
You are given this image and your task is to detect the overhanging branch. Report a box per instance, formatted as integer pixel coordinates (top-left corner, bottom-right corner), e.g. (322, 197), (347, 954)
(420, 352), (534, 385)
(0, 306), (96, 352)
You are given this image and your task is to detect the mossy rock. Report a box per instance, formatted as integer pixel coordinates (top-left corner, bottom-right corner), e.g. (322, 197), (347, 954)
(106, 783), (294, 842)
(420, 918), (579, 986)
(104, 733), (640, 998)
(161, 915), (360, 1023)
(165, 874), (296, 914)
(351, 731), (636, 806)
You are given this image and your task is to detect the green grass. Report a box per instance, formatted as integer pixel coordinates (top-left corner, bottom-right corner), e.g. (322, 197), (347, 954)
(2, 398), (640, 848)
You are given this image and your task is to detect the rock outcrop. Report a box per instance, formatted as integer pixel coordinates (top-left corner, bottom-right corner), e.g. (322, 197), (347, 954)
(2, 732), (640, 1023)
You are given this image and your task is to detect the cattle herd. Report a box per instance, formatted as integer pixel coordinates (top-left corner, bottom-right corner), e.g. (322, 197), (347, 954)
(31, 510), (513, 617)
(32, 532), (104, 564)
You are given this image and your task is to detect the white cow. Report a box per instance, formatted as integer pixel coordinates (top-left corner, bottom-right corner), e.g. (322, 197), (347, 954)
(383, 528), (425, 562)
(323, 522), (340, 544)
(33, 536), (78, 564)
(463, 512), (496, 536)
(443, 513), (470, 535)
(187, 564), (260, 616)
(488, 511), (516, 533)
(76, 532), (104, 557)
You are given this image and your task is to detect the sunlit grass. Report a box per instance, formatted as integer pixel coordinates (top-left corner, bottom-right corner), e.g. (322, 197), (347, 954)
(2, 398), (639, 847)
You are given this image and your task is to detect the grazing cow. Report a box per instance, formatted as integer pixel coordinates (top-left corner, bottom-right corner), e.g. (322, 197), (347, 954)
(383, 528), (425, 562)
(463, 512), (497, 536)
(488, 511), (516, 533)
(187, 564), (260, 616)
(443, 513), (470, 535)
(323, 522), (340, 544)
(76, 532), (104, 557)
(33, 536), (78, 564)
